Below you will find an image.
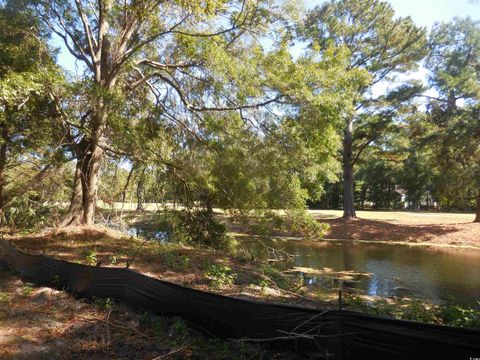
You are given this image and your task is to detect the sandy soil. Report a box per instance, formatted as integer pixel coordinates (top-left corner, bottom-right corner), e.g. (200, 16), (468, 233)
(312, 211), (480, 248)
(0, 269), (166, 359)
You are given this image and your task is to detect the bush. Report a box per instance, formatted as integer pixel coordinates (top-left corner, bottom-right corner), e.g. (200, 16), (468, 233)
(287, 209), (329, 238)
(438, 303), (480, 328)
(204, 263), (236, 289)
(344, 294), (480, 329)
(4, 197), (54, 230)
(238, 209), (329, 239)
(161, 210), (236, 251)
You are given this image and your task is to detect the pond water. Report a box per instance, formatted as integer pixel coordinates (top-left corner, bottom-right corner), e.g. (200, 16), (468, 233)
(241, 238), (480, 307)
(125, 225), (170, 242)
(124, 222), (480, 307)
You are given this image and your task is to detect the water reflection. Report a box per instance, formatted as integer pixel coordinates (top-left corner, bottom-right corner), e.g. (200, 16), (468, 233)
(108, 221), (170, 242)
(242, 239), (480, 306)
(125, 225), (169, 242)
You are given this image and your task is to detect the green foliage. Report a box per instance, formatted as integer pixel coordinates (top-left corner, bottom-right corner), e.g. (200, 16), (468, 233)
(139, 312), (169, 338)
(427, 18), (480, 100)
(169, 317), (189, 338)
(301, 0), (428, 216)
(21, 283), (34, 297)
(93, 297), (114, 310)
(204, 263), (236, 289)
(302, 0), (428, 79)
(345, 294), (480, 329)
(355, 148), (403, 209)
(287, 208), (330, 238)
(4, 196), (53, 230)
(438, 303), (480, 328)
(84, 249), (98, 266)
(161, 252), (191, 272)
(162, 210), (236, 251)
(0, 3), (67, 227)
(259, 264), (303, 292)
(0, 292), (10, 303)
(422, 18), (480, 212)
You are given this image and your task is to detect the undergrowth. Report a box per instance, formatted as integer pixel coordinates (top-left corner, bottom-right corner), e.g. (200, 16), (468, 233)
(344, 293), (480, 328)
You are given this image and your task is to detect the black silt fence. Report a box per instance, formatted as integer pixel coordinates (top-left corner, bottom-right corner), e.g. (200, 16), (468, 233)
(1, 240), (479, 359)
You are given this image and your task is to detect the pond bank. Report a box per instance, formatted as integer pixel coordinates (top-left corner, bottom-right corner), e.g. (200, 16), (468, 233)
(7, 226), (480, 315)
(3, 230), (479, 359)
(233, 232), (480, 250)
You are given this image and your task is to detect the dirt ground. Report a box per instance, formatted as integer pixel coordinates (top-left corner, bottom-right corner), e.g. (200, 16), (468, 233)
(310, 210), (480, 248)
(225, 209), (480, 248)
(100, 204), (480, 248)
(0, 270), (298, 360)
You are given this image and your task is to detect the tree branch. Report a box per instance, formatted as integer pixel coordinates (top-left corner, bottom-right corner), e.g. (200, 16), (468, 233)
(74, 0), (98, 65)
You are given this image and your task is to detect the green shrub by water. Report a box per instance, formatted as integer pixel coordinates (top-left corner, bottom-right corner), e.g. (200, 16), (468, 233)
(157, 210), (236, 251)
(345, 294), (480, 329)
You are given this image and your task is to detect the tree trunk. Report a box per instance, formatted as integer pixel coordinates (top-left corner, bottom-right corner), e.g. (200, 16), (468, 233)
(475, 191), (480, 223)
(80, 139), (104, 225)
(61, 160), (84, 226)
(342, 121), (356, 219)
(0, 126), (8, 225)
(62, 121), (106, 226)
(136, 169), (145, 211)
(360, 186), (367, 210)
(206, 197), (214, 215)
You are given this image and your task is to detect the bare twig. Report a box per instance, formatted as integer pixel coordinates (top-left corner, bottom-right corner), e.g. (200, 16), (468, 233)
(150, 343), (188, 359)
(126, 238), (149, 268)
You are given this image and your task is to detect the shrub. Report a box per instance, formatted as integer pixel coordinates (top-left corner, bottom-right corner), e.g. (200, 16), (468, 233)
(438, 303), (480, 328)
(204, 263), (236, 289)
(161, 252), (190, 272)
(84, 249), (98, 265)
(4, 197), (54, 230)
(344, 293), (480, 329)
(161, 210), (236, 251)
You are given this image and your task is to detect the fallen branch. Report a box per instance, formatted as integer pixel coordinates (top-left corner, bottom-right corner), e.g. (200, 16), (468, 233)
(150, 343), (188, 359)
(126, 238), (149, 268)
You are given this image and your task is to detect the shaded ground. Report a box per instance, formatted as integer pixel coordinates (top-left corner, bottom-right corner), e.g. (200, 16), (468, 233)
(0, 270), (301, 360)
(322, 218), (480, 247)
(6, 226), (328, 306)
(225, 209), (480, 248)
(2, 222), (479, 358)
(313, 210), (480, 248)
(99, 205), (480, 247)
